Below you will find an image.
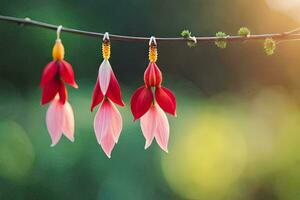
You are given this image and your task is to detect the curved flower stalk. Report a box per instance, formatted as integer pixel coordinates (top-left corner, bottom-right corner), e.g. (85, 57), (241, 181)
(130, 37), (176, 152)
(91, 33), (125, 158)
(40, 27), (78, 146)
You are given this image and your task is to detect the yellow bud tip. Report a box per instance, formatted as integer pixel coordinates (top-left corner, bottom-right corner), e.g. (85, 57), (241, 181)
(149, 45), (157, 62)
(102, 42), (111, 60)
(52, 39), (65, 60)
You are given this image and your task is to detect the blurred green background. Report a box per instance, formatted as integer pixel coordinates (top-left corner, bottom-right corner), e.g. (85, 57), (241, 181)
(1, 0), (300, 199)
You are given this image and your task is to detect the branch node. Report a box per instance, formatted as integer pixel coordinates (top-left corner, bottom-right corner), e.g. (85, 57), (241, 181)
(181, 29), (197, 47)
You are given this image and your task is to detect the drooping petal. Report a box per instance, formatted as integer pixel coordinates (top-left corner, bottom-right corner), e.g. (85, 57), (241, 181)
(41, 79), (60, 105)
(144, 62), (162, 87)
(98, 60), (112, 95)
(58, 81), (68, 104)
(100, 129), (115, 158)
(155, 87), (176, 116)
(130, 86), (154, 120)
(109, 102), (122, 143)
(46, 99), (64, 146)
(94, 99), (123, 157)
(140, 106), (157, 149)
(106, 71), (125, 106)
(94, 99), (111, 143)
(90, 78), (104, 111)
(40, 61), (58, 88)
(59, 60), (78, 88)
(154, 105), (170, 152)
(62, 101), (75, 142)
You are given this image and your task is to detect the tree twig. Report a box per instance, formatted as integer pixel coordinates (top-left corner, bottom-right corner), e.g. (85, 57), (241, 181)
(1, 15), (300, 43)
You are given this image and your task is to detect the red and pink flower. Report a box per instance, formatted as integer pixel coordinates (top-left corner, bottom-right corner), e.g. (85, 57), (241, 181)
(91, 37), (124, 158)
(40, 39), (78, 146)
(130, 39), (176, 152)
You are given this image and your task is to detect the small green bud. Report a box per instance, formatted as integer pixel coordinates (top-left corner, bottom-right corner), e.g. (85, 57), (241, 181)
(181, 29), (197, 47)
(181, 29), (191, 38)
(264, 38), (276, 55)
(238, 27), (250, 37)
(215, 32), (227, 49)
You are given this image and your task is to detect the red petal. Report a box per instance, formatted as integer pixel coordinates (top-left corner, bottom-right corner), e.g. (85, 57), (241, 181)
(58, 81), (68, 104)
(91, 78), (104, 111)
(106, 71), (125, 106)
(155, 87), (176, 116)
(41, 79), (60, 105)
(144, 62), (162, 87)
(59, 60), (78, 88)
(40, 61), (58, 88)
(130, 86), (154, 120)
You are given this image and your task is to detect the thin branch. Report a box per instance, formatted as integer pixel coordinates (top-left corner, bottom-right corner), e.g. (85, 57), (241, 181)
(285, 27), (300, 35)
(1, 15), (300, 43)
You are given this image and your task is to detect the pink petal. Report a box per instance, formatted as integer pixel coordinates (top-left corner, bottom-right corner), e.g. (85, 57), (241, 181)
(46, 99), (64, 146)
(109, 102), (123, 143)
(94, 99), (111, 143)
(94, 99), (123, 157)
(155, 87), (176, 116)
(62, 101), (75, 142)
(98, 60), (112, 95)
(100, 130), (116, 158)
(154, 105), (169, 152)
(140, 106), (156, 149)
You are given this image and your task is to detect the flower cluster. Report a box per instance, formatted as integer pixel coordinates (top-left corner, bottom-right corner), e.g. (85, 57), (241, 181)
(40, 32), (176, 158)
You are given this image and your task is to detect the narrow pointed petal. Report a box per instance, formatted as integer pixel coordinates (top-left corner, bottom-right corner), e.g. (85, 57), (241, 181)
(109, 102), (122, 143)
(58, 81), (68, 104)
(46, 99), (64, 146)
(62, 101), (75, 142)
(94, 100), (111, 144)
(130, 86), (154, 120)
(155, 87), (176, 116)
(140, 106), (157, 149)
(106, 71), (125, 106)
(41, 79), (60, 105)
(154, 105), (170, 152)
(90, 78), (104, 111)
(94, 99), (122, 157)
(98, 60), (112, 95)
(100, 130), (115, 158)
(59, 60), (78, 88)
(40, 61), (58, 88)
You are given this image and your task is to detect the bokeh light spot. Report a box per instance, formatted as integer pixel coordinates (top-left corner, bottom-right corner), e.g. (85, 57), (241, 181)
(0, 121), (35, 181)
(161, 109), (247, 199)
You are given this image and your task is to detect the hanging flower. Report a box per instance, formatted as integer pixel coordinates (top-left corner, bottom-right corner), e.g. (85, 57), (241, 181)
(91, 33), (124, 158)
(130, 37), (176, 152)
(40, 27), (78, 146)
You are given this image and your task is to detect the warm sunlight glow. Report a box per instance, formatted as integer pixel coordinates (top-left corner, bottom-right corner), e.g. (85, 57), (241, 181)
(266, 0), (300, 21)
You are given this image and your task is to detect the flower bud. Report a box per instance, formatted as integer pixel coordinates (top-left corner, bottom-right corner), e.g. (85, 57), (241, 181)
(52, 39), (65, 60)
(144, 62), (162, 87)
